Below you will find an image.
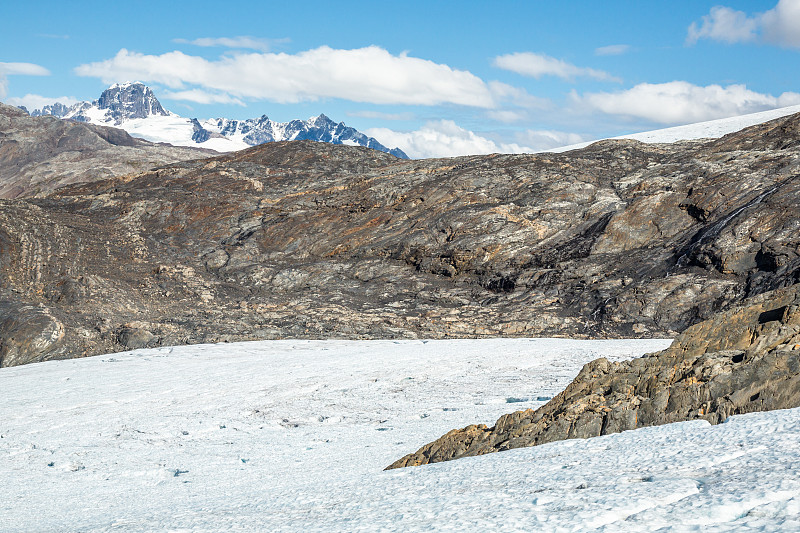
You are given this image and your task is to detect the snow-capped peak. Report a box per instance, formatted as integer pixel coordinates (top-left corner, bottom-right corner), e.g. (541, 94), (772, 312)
(96, 82), (170, 123)
(24, 83), (409, 158)
(108, 81), (145, 90)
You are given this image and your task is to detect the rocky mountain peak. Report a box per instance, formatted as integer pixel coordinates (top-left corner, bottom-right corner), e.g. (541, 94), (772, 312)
(96, 81), (169, 124)
(309, 113), (334, 127)
(28, 101), (72, 118)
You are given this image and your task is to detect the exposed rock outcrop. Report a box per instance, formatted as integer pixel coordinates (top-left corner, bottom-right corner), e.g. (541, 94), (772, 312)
(0, 301), (65, 367)
(0, 110), (799, 366)
(387, 284), (800, 468)
(0, 102), (211, 198)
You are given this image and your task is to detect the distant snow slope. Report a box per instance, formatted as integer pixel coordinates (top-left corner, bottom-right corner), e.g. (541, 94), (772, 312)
(26, 82), (408, 157)
(2, 338), (799, 531)
(550, 104), (800, 152)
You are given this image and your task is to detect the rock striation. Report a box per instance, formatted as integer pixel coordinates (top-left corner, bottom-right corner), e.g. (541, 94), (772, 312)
(387, 284), (800, 468)
(0, 102), (211, 198)
(0, 110), (799, 366)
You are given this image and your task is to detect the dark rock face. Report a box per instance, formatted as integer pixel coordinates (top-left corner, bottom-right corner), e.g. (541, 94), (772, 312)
(96, 82), (169, 124)
(0, 103), (212, 198)
(387, 285), (800, 469)
(0, 301), (65, 367)
(0, 112), (799, 366)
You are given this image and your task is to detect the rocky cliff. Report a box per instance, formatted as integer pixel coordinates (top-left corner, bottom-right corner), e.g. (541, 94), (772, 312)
(0, 110), (799, 366)
(387, 283), (800, 468)
(0, 103), (211, 198)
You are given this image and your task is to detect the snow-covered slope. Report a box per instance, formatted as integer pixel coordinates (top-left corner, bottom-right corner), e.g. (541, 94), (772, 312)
(550, 104), (800, 152)
(3, 338), (799, 531)
(27, 82), (408, 157)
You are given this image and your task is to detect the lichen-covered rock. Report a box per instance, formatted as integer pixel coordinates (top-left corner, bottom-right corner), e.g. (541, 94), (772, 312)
(0, 302), (65, 367)
(0, 102), (210, 198)
(387, 285), (800, 469)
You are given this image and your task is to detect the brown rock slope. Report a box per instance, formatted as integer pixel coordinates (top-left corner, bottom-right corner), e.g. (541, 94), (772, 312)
(0, 112), (799, 366)
(0, 103), (211, 198)
(388, 284), (800, 468)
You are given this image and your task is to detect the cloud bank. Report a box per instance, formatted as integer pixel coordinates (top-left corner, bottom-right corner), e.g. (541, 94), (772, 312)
(366, 120), (536, 159)
(75, 46), (496, 108)
(576, 81), (800, 124)
(366, 122), (585, 159)
(687, 0), (800, 48)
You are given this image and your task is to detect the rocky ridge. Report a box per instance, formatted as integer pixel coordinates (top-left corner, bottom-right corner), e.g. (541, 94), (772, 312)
(0, 110), (798, 366)
(387, 283), (800, 468)
(0, 103), (211, 198)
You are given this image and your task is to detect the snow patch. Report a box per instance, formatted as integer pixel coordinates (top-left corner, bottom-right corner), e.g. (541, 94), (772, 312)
(550, 104), (800, 152)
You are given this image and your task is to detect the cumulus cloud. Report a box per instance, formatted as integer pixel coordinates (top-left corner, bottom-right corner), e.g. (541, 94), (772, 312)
(4, 94), (79, 111)
(687, 0), (800, 48)
(493, 52), (620, 82)
(173, 36), (286, 52)
(0, 62), (50, 98)
(366, 120), (535, 159)
(594, 44), (631, 56)
(75, 46), (496, 108)
(575, 81), (800, 124)
(761, 0), (800, 47)
(686, 6), (759, 45)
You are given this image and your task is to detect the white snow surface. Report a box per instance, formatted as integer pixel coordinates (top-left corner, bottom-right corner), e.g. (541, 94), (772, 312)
(549, 104), (800, 153)
(2, 338), (800, 532)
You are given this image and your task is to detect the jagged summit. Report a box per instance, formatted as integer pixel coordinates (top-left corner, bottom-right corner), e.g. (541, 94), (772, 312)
(198, 112), (408, 158)
(95, 81), (169, 123)
(24, 83), (408, 158)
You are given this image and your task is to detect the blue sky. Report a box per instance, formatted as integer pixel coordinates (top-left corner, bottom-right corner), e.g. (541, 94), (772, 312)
(2, 0), (799, 157)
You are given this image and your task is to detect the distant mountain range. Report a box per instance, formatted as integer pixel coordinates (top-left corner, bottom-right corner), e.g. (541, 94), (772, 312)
(21, 82), (408, 158)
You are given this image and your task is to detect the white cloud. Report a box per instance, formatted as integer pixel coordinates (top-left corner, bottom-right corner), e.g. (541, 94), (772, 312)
(3, 94), (79, 111)
(575, 81), (800, 124)
(366, 120), (535, 159)
(687, 1), (800, 48)
(493, 52), (620, 82)
(75, 47), (496, 108)
(594, 44), (631, 56)
(161, 89), (245, 106)
(0, 62), (50, 76)
(686, 6), (758, 45)
(0, 62), (50, 98)
(761, 0), (800, 47)
(173, 36), (286, 52)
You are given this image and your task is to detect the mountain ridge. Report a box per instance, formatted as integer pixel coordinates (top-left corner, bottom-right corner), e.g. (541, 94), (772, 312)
(0, 110), (798, 366)
(24, 82), (409, 158)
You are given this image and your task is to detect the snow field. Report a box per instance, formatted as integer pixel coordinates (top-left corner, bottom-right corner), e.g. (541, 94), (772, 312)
(550, 104), (800, 152)
(2, 338), (799, 532)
